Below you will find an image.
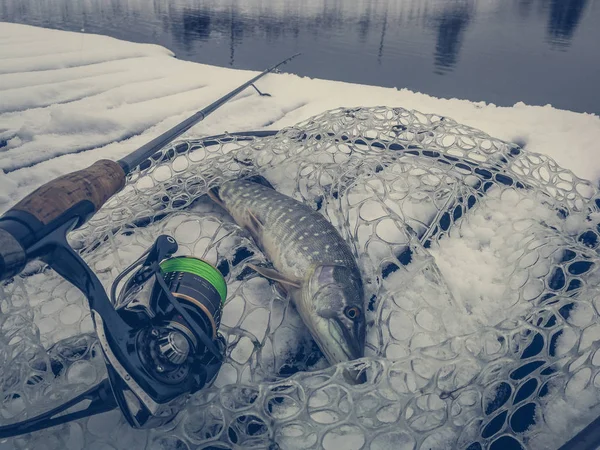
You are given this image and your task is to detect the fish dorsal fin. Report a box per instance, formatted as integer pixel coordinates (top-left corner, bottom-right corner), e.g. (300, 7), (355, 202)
(246, 209), (264, 238)
(244, 174), (275, 190)
(247, 263), (301, 289)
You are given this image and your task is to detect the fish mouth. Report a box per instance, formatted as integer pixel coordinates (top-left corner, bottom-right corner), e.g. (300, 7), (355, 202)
(296, 310), (350, 363)
(342, 366), (368, 385)
(295, 275), (365, 365)
(331, 318), (364, 360)
(322, 320), (367, 384)
(311, 317), (364, 364)
(298, 309), (367, 384)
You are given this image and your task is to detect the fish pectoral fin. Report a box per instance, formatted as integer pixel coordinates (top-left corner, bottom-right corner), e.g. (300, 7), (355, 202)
(246, 209), (264, 237)
(208, 187), (226, 209)
(247, 263), (302, 289)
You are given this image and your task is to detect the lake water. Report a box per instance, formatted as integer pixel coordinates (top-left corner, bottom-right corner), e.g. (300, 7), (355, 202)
(1, 0), (599, 115)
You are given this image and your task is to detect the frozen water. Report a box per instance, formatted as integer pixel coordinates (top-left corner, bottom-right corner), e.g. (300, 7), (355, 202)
(2, 106), (600, 449)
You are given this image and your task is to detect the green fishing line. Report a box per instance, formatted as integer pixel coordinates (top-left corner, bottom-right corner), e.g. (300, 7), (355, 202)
(160, 257), (227, 304)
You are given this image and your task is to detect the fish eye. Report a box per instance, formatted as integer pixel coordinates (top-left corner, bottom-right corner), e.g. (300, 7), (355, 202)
(344, 306), (361, 320)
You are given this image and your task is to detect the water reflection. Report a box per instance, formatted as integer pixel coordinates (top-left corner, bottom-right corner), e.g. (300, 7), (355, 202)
(0, 0), (598, 114)
(433, 1), (474, 74)
(546, 0), (589, 47)
(358, 3), (373, 44)
(378, 4), (388, 64)
(169, 0), (476, 72)
(181, 9), (211, 43)
(517, 0), (536, 17)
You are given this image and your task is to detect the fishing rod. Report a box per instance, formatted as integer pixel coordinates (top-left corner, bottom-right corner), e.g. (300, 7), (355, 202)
(0, 52), (299, 283)
(0, 53), (299, 438)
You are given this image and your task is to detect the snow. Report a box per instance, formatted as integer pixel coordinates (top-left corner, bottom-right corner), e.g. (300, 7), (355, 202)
(0, 171), (17, 204)
(2, 21), (600, 450)
(430, 186), (563, 328)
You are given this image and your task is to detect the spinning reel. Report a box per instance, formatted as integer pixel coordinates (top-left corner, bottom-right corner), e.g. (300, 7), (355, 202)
(0, 220), (227, 438)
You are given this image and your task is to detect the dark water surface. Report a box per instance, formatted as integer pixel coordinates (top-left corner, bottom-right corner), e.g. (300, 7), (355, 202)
(1, 0), (599, 115)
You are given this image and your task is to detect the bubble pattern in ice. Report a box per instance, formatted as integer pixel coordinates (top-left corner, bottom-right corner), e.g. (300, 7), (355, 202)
(2, 106), (600, 449)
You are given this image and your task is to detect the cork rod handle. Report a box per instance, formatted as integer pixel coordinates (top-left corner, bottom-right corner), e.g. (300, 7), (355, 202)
(11, 159), (126, 225)
(0, 160), (126, 281)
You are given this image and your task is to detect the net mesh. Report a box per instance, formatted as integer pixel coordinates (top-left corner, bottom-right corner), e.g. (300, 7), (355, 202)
(2, 106), (600, 449)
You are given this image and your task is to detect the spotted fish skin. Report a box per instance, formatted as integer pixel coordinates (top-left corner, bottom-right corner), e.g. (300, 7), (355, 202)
(218, 181), (356, 277)
(214, 179), (366, 364)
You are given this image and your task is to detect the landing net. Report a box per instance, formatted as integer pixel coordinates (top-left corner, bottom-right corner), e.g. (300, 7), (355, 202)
(2, 107), (600, 450)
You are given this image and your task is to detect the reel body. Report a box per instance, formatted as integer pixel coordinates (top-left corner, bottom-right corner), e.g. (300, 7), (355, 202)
(0, 229), (227, 438)
(111, 250), (227, 429)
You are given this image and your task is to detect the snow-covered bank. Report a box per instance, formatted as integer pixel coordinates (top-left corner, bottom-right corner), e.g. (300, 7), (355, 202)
(1, 22), (599, 212)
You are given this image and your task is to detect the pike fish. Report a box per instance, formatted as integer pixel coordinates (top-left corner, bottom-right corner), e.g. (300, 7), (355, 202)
(210, 178), (366, 365)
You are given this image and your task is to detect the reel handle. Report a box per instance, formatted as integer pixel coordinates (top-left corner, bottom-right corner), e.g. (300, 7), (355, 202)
(0, 160), (126, 281)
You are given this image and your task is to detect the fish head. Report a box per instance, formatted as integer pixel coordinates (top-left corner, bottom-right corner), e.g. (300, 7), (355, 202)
(300, 264), (366, 364)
